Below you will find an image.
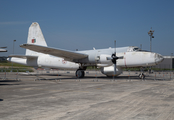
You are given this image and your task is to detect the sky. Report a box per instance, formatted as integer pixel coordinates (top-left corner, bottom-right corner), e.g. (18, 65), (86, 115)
(0, 0), (174, 56)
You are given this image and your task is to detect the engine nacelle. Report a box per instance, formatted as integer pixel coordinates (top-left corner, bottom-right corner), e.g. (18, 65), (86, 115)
(101, 66), (122, 77)
(99, 54), (112, 64)
(95, 54), (113, 67)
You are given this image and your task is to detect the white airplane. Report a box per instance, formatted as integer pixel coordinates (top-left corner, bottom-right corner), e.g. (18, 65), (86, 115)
(8, 22), (164, 78)
(0, 47), (7, 52)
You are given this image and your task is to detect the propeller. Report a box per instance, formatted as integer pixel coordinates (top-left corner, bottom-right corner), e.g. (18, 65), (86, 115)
(107, 41), (123, 78)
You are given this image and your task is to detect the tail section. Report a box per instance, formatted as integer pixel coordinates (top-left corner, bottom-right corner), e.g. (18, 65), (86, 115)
(26, 22), (47, 55)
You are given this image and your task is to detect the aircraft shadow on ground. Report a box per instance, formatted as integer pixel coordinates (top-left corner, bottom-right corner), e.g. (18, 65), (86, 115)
(0, 80), (20, 82)
(0, 80), (20, 86)
(33, 75), (157, 81)
(34, 74), (171, 81)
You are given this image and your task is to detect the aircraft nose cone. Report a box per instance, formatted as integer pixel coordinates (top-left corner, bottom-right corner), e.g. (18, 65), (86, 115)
(155, 53), (164, 64)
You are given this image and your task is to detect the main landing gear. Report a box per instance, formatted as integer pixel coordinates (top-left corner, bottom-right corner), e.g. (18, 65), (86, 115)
(76, 69), (85, 78)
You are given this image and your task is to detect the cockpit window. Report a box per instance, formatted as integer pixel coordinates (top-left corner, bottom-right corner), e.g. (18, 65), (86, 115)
(133, 47), (149, 52)
(133, 48), (140, 51)
(127, 47), (148, 52)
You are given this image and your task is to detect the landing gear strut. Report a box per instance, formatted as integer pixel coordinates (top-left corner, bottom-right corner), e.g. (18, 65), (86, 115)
(76, 69), (85, 78)
(139, 73), (145, 79)
(139, 67), (145, 79)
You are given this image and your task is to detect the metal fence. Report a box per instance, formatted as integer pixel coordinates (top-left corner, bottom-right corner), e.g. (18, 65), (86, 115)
(0, 69), (174, 82)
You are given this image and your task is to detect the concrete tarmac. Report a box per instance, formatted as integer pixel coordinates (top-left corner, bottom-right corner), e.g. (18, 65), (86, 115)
(0, 71), (174, 120)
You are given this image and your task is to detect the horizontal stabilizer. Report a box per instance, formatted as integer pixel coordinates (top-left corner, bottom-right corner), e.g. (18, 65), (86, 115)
(20, 44), (88, 61)
(8, 54), (38, 59)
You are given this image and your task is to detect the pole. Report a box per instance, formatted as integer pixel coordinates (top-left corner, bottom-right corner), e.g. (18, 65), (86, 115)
(148, 28), (154, 73)
(12, 40), (16, 72)
(148, 28), (154, 52)
(150, 36), (152, 52)
(140, 44), (142, 50)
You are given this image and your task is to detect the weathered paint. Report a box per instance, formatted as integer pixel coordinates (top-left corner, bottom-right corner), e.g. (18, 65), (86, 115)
(37, 55), (79, 69)
(122, 52), (163, 67)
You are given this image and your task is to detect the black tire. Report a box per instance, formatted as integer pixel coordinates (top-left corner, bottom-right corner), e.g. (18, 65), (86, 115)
(76, 69), (85, 78)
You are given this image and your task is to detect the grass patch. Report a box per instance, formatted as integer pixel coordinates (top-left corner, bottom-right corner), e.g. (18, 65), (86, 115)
(0, 61), (34, 72)
(87, 66), (99, 70)
(0, 67), (34, 72)
(0, 61), (31, 67)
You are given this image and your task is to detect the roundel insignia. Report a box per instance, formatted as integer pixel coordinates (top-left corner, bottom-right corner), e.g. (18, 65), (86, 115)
(62, 59), (67, 64)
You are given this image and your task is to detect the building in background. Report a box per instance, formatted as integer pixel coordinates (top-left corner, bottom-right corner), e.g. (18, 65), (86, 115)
(154, 56), (174, 69)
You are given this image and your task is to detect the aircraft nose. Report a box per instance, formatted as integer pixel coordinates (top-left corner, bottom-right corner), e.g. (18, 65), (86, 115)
(155, 53), (164, 64)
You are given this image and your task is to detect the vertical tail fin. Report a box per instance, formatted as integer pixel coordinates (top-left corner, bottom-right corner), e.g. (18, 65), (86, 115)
(26, 22), (47, 55)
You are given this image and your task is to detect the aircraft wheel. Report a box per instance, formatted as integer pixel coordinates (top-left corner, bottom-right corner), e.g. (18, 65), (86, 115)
(76, 69), (85, 78)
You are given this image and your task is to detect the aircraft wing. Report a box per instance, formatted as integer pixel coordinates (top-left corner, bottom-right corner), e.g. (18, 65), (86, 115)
(20, 44), (88, 61)
(9, 54), (38, 59)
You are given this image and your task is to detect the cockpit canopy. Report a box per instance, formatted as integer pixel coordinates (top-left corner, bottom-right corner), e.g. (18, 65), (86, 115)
(127, 46), (148, 52)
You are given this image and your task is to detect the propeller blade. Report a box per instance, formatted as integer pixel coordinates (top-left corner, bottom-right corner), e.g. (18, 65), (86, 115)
(114, 40), (117, 77)
(114, 63), (116, 76)
(117, 56), (124, 59)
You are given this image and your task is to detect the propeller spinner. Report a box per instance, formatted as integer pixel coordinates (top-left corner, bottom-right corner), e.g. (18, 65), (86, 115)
(107, 41), (123, 77)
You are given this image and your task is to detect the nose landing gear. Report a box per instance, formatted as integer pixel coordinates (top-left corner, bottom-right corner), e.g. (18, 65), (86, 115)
(139, 67), (145, 79)
(139, 73), (145, 79)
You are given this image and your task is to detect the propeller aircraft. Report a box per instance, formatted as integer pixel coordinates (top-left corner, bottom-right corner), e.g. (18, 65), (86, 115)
(8, 22), (164, 78)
